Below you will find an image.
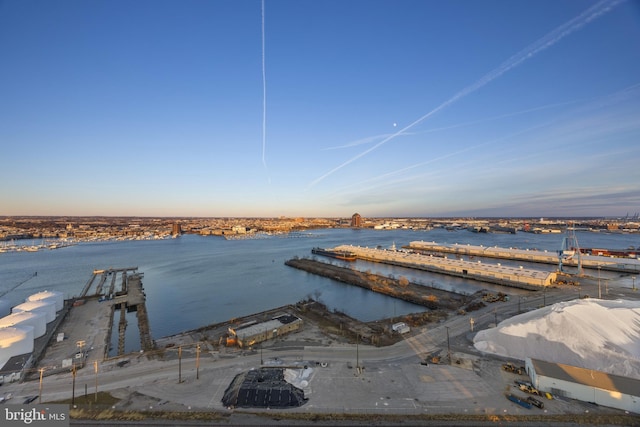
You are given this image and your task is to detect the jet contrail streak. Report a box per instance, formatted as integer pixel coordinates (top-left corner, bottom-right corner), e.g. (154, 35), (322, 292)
(261, 0), (269, 179)
(307, 0), (624, 189)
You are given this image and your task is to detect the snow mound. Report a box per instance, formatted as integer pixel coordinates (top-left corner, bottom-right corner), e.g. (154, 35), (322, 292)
(473, 298), (640, 379)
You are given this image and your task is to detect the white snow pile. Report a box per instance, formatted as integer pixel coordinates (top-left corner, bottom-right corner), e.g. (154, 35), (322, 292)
(473, 298), (640, 379)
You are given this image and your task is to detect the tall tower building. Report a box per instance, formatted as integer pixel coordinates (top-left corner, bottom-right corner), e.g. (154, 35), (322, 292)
(351, 213), (362, 228)
(172, 223), (182, 236)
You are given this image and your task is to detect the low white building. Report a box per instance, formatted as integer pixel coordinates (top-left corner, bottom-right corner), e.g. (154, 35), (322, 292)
(526, 357), (640, 414)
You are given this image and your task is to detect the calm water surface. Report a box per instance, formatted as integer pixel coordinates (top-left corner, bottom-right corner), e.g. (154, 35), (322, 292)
(1, 228), (638, 344)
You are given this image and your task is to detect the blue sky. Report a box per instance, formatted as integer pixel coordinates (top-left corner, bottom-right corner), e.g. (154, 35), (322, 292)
(1, 0), (639, 218)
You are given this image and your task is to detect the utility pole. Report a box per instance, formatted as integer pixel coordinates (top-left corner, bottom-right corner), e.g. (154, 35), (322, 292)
(446, 326), (451, 365)
(94, 360), (98, 403)
(71, 364), (77, 406)
(38, 368), (45, 404)
(196, 343), (200, 380)
(356, 333), (359, 372)
(178, 346), (182, 383)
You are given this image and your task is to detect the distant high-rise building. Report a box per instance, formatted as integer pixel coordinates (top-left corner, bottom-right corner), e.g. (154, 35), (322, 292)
(172, 223), (182, 236)
(351, 213), (362, 228)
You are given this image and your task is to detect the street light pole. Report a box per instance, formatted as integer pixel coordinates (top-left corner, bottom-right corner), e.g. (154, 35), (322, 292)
(598, 266), (601, 299)
(633, 276), (636, 291)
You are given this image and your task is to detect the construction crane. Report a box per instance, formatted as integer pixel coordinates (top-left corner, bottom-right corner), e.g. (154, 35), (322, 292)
(558, 224), (582, 275)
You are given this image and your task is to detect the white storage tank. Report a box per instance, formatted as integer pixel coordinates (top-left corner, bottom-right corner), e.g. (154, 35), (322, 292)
(26, 290), (64, 312)
(12, 300), (56, 323)
(0, 326), (34, 367)
(0, 311), (47, 338)
(0, 299), (10, 317)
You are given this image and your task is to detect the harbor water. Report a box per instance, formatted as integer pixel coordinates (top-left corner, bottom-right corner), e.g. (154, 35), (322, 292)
(1, 228), (638, 346)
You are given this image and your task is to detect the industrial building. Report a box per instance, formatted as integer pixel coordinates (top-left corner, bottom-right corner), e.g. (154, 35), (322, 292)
(228, 314), (302, 348)
(526, 358), (640, 414)
(333, 244), (556, 289)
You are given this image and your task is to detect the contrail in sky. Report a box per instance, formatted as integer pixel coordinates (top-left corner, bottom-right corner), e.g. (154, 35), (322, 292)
(324, 99), (574, 151)
(261, 0), (270, 182)
(308, 0), (624, 188)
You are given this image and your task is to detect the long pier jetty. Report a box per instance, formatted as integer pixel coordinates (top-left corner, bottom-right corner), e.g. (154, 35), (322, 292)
(406, 241), (640, 274)
(332, 245), (554, 290)
(286, 257), (471, 309)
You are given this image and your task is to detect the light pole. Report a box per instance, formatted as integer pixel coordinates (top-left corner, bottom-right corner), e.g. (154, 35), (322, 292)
(633, 276), (636, 291)
(598, 266), (601, 299)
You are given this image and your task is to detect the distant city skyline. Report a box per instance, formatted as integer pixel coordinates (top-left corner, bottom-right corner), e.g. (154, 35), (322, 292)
(1, 0), (639, 218)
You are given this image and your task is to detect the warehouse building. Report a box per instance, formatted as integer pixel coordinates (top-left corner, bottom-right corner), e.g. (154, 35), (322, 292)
(228, 314), (302, 348)
(526, 358), (640, 414)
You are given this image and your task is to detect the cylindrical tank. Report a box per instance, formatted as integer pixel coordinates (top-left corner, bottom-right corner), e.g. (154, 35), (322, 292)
(0, 326), (34, 363)
(0, 311), (47, 338)
(26, 290), (64, 312)
(0, 299), (10, 317)
(12, 300), (56, 323)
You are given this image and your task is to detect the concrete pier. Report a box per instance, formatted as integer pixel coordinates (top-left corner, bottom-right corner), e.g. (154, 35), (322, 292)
(106, 270), (154, 357)
(333, 244), (556, 289)
(407, 241), (640, 274)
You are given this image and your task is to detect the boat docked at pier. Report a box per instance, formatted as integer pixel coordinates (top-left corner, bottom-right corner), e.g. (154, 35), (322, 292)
(311, 247), (357, 261)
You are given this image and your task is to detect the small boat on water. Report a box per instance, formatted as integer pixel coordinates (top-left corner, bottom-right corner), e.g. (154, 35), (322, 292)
(311, 247), (357, 261)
